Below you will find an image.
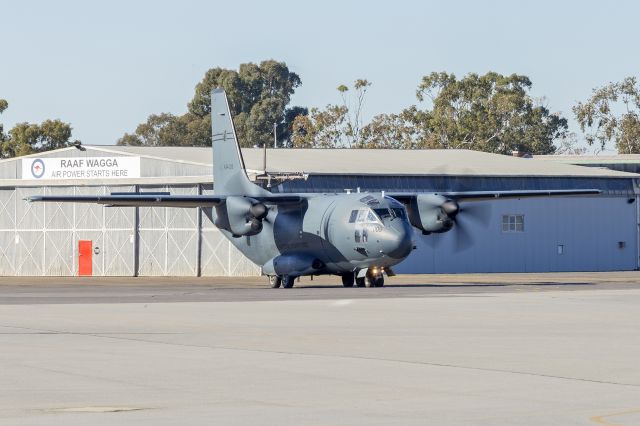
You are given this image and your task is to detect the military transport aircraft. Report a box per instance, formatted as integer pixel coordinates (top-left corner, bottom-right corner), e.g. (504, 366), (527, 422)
(27, 89), (599, 288)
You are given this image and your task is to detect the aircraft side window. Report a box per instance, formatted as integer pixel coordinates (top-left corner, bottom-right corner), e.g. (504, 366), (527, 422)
(391, 208), (406, 219)
(367, 211), (378, 223)
(348, 210), (358, 223)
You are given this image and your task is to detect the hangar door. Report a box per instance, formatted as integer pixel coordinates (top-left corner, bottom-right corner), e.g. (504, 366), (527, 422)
(137, 185), (199, 276)
(10, 186), (136, 276)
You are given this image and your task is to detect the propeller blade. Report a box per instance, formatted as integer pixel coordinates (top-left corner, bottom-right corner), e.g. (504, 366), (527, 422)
(452, 216), (474, 252)
(459, 202), (492, 228)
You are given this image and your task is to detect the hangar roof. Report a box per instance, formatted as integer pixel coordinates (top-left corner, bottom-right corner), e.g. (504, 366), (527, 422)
(103, 146), (637, 178)
(0, 145), (637, 187)
(534, 154), (640, 164)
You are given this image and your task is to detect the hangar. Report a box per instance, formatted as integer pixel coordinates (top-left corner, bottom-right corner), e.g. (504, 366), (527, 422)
(0, 145), (637, 276)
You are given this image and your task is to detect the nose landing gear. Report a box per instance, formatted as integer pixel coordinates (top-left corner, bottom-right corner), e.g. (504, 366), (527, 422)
(356, 268), (385, 287)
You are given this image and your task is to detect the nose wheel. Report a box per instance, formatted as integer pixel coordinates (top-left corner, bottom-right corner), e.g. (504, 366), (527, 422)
(365, 275), (384, 287)
(364, 269), (385, 287)
(353, 269), (385, 287)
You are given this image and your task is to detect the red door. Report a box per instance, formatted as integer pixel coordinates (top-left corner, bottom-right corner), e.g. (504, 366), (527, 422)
(78, 240), (93, 276)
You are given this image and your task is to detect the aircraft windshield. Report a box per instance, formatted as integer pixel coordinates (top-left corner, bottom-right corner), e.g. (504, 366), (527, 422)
(374, 207), (406, 220)
(374, 208), (392, 219)
(349, 208), (382, 224)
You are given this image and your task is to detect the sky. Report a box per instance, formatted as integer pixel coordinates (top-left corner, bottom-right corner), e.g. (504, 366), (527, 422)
(1, 0), (638, 152)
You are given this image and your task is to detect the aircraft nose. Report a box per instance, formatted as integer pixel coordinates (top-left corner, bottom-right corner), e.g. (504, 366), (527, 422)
(381, 219), (413, 260)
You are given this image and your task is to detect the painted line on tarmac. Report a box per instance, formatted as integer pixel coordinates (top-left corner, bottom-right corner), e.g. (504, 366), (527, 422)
(590, 408), (640, 425)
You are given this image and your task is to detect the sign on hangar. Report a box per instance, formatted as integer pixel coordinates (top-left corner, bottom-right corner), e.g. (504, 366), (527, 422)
(21, 157), (141, 180)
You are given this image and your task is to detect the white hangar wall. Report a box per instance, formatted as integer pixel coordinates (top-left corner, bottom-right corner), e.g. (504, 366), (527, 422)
(0, 184), (260, 277)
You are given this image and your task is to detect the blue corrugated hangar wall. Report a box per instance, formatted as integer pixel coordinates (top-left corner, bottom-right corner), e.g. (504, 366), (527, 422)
(278, 175), (639, 273)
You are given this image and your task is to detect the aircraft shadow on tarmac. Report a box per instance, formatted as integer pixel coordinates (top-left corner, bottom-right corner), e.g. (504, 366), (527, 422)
(297, 282), (596, 289)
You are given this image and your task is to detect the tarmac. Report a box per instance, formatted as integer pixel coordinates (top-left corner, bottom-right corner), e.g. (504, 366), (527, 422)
(2, 272), (640, 425)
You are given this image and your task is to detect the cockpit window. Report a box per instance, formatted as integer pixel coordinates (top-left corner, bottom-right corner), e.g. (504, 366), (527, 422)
(354, 208), (382, 224)
(391, 207), (406, 219)
(374, 208), (391, 219)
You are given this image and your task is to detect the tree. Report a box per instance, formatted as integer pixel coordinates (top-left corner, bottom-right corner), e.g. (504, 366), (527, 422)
(120, 60), (305, 148)
(277, 106), (308, 147)
(554, 132), (587, 155)
(3, 120), (77, 158)
(573, 77), (640, 153)
(408, 72), (567, 154)
(359, 108), (424, 149)
(291, 105), (348, 148)
(0, 99), (8, 145)
(290, 73), (566, 154)
(0, 99), (78, 158)
(290, 80), (370, 148)
(337, 79), (371, 147)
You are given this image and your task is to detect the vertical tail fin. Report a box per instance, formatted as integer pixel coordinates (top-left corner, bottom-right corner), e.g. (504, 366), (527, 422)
(211, 88), (266, 196)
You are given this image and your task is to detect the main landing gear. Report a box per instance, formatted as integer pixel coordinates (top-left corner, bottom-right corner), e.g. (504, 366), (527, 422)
(269, 269), (385, 289)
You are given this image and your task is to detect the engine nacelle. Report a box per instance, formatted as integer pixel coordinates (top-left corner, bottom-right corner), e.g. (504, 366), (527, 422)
(406, 194), (459, 234)
(223, 196), (268, 237)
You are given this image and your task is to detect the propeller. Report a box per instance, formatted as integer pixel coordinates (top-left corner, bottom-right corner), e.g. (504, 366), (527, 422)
(450, 202), (492, 252)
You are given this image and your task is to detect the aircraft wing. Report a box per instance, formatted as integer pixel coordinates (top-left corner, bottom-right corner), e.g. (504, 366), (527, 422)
(25, 193), (304, 207)
(389, 189), (601, 203)
(388, 189), (601, 235)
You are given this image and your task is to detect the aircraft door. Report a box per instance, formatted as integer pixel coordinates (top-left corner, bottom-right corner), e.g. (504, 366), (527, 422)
(321, 201), (342, 264)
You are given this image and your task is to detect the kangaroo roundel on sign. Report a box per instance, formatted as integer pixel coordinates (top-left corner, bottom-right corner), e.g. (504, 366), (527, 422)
(31, 159), (45, 178)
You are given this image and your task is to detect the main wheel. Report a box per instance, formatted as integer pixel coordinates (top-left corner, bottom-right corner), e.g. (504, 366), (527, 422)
(355, 277), (366, 287)
(281, 275), (296, 289)
(341, 273), (355, 287)
(374, 276), (385, 287)
(269, 275), (282, 289)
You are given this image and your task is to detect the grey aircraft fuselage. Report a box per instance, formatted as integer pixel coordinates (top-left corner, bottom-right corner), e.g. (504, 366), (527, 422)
(211, 192), (414, 276)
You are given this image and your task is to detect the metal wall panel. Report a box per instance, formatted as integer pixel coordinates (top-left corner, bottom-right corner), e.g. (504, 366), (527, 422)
(103, 231), (135, 276)
(200, 227), (231, 276)
(0, 189), (16, 275)
(137, 185), (199, 276)
(44, 231), (74, 276)
(395, 196), (638, 273)
(165, 185), (198, 276)
(0, 231), (16, 275)
(103, 186), (136, 276)
(15, 231), (44, 276)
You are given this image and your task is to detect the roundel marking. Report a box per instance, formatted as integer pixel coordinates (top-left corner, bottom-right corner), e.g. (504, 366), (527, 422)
(31, 159), (45, 178)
